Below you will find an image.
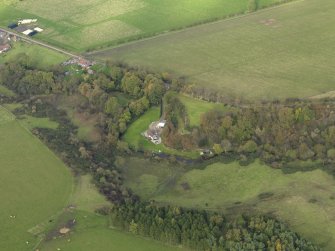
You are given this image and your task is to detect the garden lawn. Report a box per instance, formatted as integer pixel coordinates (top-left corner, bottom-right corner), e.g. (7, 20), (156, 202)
(92, 0), (335, 100)
(123, 106), (198, 158)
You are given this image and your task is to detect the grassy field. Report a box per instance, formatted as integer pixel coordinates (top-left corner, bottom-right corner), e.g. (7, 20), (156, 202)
(91, 0), (335, 100)
(17, 115), (59, 130)
(139, 160), (335, 250)
(0, 42), (68, 68)
(120, 157), (185, 200)
(123, 106), (198, 158)
(0, 106), (73, 251)
(40, 211), (185, 251)
(0, 104), (181, 251)
(1, 0), (287, 51)
(0, 85), (15, 97)
(179, 94), (227, 127)
(38, 168), (184, 251)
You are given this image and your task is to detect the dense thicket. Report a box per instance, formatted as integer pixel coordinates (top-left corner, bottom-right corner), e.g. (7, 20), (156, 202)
(163, 95), (335, 169)
(0, 58), (321, 250)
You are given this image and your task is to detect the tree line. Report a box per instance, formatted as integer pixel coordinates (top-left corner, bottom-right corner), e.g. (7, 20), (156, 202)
(0, 57), (321, 250)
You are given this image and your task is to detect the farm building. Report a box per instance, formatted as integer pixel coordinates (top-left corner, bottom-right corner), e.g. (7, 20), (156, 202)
(157, 120), (167, 128)
(8, 23), (18, 29)
(28, 31), (38, 36)
(0, 44), (11, 54)
(34, 27), (43, 32)
(22, 29), (33, 36)
(18, 19), (37, 25)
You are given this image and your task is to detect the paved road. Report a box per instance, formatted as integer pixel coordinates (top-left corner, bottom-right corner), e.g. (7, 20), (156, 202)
(0, 27), (80, 59)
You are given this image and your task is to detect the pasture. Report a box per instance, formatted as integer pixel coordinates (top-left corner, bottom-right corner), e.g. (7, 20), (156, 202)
(147, 160), (335, 250)
(40, 211), (185, 251)
(0, 42), (69, 68)
(38, 168), (183, 251)
(1, 0), (287, 51)
(0, 107), (72, 250)
(91, 0), (335, 100)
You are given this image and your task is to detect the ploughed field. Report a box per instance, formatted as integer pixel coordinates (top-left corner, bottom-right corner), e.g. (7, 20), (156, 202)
(1, 0), (287, 52)
(91, 0), (335, 100)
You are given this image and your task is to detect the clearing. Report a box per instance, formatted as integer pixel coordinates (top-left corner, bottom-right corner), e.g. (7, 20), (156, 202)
(1, 0), (288, 51)
(179, 94), (227, 127)
(91, 0), (335, 100)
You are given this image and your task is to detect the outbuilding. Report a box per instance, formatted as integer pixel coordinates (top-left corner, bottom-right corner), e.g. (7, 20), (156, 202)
(22, 29), (33, 35)
(0, 44), (11, 54)
(8, 23), (18, 29)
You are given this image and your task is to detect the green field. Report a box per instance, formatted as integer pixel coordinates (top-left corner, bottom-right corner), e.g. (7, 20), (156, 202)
(179, 94), (227, 127)
(0, 105), (183, 251)
(0, 107), (73, 251)
(134, 160), (334, 250)
(40, 210), (184, 251)
(1, 0), (287, 51)
(0, 42), (68, 68)
(0, 85), (15, 97)
(123, 106), (198, 158)
(18, 115), (59, 130)
(91, 0), (335, 100)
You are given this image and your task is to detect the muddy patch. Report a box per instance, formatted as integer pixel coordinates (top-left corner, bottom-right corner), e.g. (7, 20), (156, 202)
(46, 219), (76, 240)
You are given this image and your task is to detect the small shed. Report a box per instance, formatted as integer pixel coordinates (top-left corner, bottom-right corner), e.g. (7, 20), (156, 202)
(22, 29), (33, 35)
(8, 23), (18, 29)
(34, 27), (43, 32)
(157, 120), (166, 128)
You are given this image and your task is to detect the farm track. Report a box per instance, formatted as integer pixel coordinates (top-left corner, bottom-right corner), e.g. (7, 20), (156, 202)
(0, 27), (80, 59)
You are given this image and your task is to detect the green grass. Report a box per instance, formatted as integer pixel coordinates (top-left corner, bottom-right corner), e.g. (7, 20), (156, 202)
(1, 0), (287, 52)
(57, 95), (101, 142)
(150, 160), (335, 250)
(123, 106), (198, 158)
(70, 175), (110, 213)
(3, 103), (23, 112)
(18, 115), (59, 130)
(0, 85), (15, 97)
(120, 157), (185, 200)
(92, 0), (335, 100)
(0, 42), (69, 68)
(0, 107), (73, 250)
(179, 94), (227, 127)
(0, 105), (15, 124)
(40, 210), (185, 251)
